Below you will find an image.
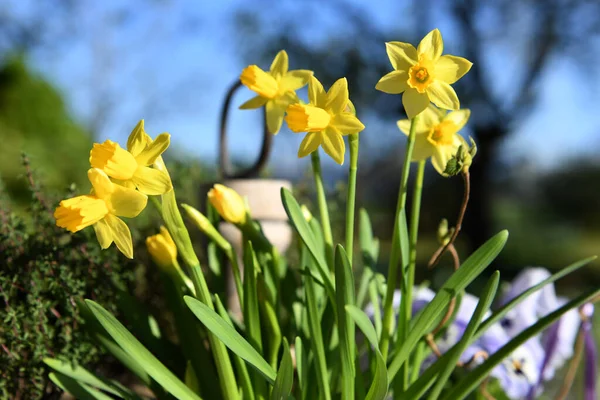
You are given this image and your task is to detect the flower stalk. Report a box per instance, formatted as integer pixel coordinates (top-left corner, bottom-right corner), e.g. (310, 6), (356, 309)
(345, 133), (360, 264)
(311, 151), (334, 269)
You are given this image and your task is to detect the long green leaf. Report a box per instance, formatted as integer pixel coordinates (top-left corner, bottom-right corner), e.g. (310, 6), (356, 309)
(441, 288), (600, 400)
(335, 245), (356, 399)
(388, 230), (508, 381)
(281, 188), (335, 301)
(427, 272), (500, 400)
(85, 300), (201, 400)
(49, 372), (115, 400)
(295, 336), (308, 400)
(271, 338), (294, 400)
(243, 241), (263, 353)
(345, 305), (388, 400)
(305, 273), (331, 400)
(184, 295), (277, 384)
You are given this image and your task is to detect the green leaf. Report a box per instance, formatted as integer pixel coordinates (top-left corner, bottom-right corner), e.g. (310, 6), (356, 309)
(305, 273), (332, 400)
(427, 271), (500, 400)
(84, 300), (201, 400)
(295, 336), (308, 399)
(359, 208), (379, 266)
(356, 267), (373, 309)
(44, 358), (140, 400)
(49, 371), (118, 400)
(387, 230), (508, 381)
(243, 241), (263, 353)
(281, 188), (336, 302)
(184, 295), (277, 384)
(271, 338), (294, 400)
(441, 288), (600, 400)
(345, 305), (388, 400)
(335, 245), (356, 399)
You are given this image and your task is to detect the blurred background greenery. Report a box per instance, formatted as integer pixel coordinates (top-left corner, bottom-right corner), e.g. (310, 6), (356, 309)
(1, 0), (599, 398)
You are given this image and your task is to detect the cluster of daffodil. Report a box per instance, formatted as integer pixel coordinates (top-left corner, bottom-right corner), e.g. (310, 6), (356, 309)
(54, 120), (172, 259)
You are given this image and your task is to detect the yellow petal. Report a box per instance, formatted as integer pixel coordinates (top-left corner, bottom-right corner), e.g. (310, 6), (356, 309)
(331, 112), (365, 135)
(375, 70), (409, 94)
(239, 96), (268, 110)
(345, 100), (356, 115)
(54, 195), (108, 232)
(127, 120), (148, 156)
(104, 214), (134, 259)
(321, 127), (345, 165)
(418, 29), (443, 61)
(280, 70), (313, 92)
(444, 109), (471, 131)
(325, 77), (349, 114)
(90, 140), (138, 180)
(88, 168), (114, 199)
(132, 166), (173, 196)
(109, 182), (148, 217)
(402, 88), (430, 119)
(208, 184), (247, 224)
(93, 218), (113, 249)
(270, 50), (288, 78)
(411, 133), (435, 161)
(397, 119), (411, 135)
(427, 81), (460, 110)
(298, 132), (322, 158)
(240, 65), (278, 99)
(136, 133), (170, 166)
(285, 104), (331, 133)
(431, 135), (467, 176)
(266, 101), (286, 134)
(420, 105), (444, 129)
(434, 55), (472, 84)
(308, 75), (326, 107)
(385, 42), (418, 70)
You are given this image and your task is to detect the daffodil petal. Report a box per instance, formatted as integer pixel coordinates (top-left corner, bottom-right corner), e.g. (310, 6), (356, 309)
(385, 42), (418, 70)
(105, 214), (134, 259)
(270, 50), (289, 78)
(110, 183), (148, 217)
(420, 105), (444, 129)
(321, 127), (345, 165)
(444, 109), (471, 131)
(431, 135), (466, 176)
(397, 119), (411, 135)
(127, 120), (148, 156)
(280, 69), (313, 92)
(88, 168), (114, 199)
(412, 133), (435, 161)
(331, 112), (365, 135)
(266, 101), (286, 134)
(427, 81), (460, 110)
(239, 96), (268, 110)
(345, 100), (356, 115)
(418, 29), (443, 61)
(402, 88), (430, 119)
(308, 75), (326, 107)
(298, 132), (322, 158)
(131, 167), (172, 196)
(93, 218), (113, 249)
(375, 70), (408, 94)
(136, 133), (170, 166)
(325, 78), (349, 114)
(435, 55), (473, 84)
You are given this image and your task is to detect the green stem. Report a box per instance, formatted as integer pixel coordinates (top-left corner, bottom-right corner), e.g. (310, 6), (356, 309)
(311, 151), (334, 270)
(227, 249), (244, 312)
(345, 134), (359, 265)
(379, 115), (419, 359)
(400, 159), (426, 389)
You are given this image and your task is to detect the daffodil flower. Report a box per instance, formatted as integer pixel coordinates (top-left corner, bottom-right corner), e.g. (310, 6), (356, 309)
(285, 76), (365, 165)
(239, 50), (313, 134)
(208, 184), (247, 225)
(55, 168), (147, 259)
(397, 105), (470, 175)
(376, 29), (472, 119)
(89, 121), (172, 195)
(146, 226), (178, 269)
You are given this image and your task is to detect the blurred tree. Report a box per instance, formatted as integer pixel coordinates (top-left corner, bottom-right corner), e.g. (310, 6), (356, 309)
(231, 0), (600, 249)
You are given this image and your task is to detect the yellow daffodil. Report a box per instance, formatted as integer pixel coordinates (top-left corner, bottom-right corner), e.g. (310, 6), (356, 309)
(239, 50), (313, 134)
(146, 226), (178, 269)
(208, 184), (247, 224)
(90, 121), (172, 195)
(397, 105), (470, 176)
(285, 76), (365, 165)
(55, 168), (148, 258)
(376, 29), (472, 119)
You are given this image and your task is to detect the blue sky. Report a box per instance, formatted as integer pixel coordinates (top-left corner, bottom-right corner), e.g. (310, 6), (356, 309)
(21, 0), (600, 174)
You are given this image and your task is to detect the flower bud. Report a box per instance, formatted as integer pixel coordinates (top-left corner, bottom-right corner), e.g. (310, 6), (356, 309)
(146, 226), (178, 270)
(182, 204), (232, 252)
(207, 184), (247, 224)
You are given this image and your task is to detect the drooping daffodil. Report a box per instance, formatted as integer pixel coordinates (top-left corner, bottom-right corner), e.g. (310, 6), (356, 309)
(397, 105), (470, 176)
(90, 121), (172, 195)
(376, 29), (472, 119)
(54, 168), (148, 259)
(239, 50), (313, 134)
(285, 76), (365, 165)
(146, 226), (178, 270)
(208, 184), (247, 225)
